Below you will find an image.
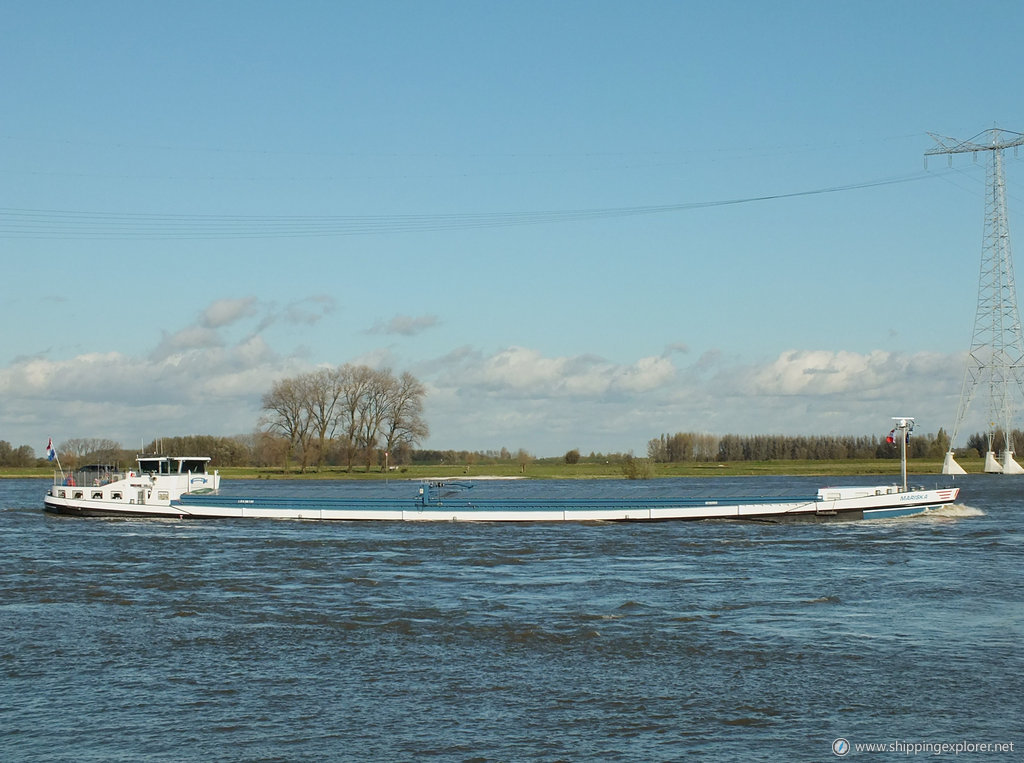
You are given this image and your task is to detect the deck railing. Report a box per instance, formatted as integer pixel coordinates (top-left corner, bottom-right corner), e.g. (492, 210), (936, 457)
(53, 469), (128, 487)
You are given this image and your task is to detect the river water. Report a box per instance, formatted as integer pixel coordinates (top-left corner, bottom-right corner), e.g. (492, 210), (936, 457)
(1, 475), (1021, 761)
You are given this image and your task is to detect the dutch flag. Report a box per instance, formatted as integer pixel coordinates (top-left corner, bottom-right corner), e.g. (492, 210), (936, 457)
(46, 438), (56, 461)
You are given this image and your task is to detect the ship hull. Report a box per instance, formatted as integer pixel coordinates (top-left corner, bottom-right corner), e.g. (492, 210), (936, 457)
(44, 486), (960, 523)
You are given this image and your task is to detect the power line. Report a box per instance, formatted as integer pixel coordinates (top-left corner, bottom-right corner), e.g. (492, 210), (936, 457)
(0, 172), (934, 240)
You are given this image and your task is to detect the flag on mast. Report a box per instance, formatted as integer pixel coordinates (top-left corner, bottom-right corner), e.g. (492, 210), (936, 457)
(45, 438), (56, 461)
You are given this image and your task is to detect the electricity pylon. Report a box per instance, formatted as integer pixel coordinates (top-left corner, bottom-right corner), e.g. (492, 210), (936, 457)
(927, 128), (1024, 473)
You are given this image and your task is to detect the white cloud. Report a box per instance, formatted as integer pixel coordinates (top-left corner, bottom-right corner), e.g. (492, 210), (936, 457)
(420, 346), (966, 453)
(0, 297), (312, 447)
(432, 346), (677, 400)
(0, 314), (970, 459)
(283, 295), (336, 326)
(744, 349), (891, 396)
(200, 297), (260, 329)
(367, 314), (440, 336)
(610, 354), (676, 392)
(151, 326), (223, 360)
(741, 349), (953, 399)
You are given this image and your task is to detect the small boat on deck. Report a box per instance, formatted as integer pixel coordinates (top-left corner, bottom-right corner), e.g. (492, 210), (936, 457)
(42, 421), (961, 522)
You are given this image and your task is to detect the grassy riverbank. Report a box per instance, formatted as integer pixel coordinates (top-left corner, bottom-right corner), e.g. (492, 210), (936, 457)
(5, 458), (980, 480)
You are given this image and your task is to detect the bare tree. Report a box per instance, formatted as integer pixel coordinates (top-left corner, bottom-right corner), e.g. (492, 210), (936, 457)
(262, 364), (430, 473)
(334, 364), (376, 472)
(261, 375), (314, 472)
(58, 438), (121, 468)
(357, 368), (393, 471)
(380, 371), (429, 469)
(305, 367), (345, 470)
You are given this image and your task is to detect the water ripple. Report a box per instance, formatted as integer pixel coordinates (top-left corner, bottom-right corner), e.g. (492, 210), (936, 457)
(1, 475), (1020, 761)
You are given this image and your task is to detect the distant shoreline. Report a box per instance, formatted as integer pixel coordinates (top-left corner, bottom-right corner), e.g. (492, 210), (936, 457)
(3, 458), (979, 480)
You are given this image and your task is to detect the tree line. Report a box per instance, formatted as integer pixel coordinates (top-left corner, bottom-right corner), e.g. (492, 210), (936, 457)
(646, 429), (963, 463)
(0, 440), (36, 467)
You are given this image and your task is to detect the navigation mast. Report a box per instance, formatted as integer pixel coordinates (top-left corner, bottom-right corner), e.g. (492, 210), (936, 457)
(927, 128), (1024, 474)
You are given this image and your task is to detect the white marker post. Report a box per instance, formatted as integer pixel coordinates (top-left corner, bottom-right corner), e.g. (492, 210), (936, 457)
(892, 417), (915, 492)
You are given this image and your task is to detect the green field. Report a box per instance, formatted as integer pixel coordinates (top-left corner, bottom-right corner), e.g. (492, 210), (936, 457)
(6, 457), (983, 480)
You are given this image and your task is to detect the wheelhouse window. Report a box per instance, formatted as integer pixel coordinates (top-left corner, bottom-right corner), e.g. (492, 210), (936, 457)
(137, 457), (171, 474)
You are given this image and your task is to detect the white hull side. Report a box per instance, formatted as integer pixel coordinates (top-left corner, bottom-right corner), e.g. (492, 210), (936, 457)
(44, 487), (960, 523)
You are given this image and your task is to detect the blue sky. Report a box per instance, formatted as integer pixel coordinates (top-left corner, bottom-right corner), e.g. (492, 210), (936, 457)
(3, 0), (1024, 456)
